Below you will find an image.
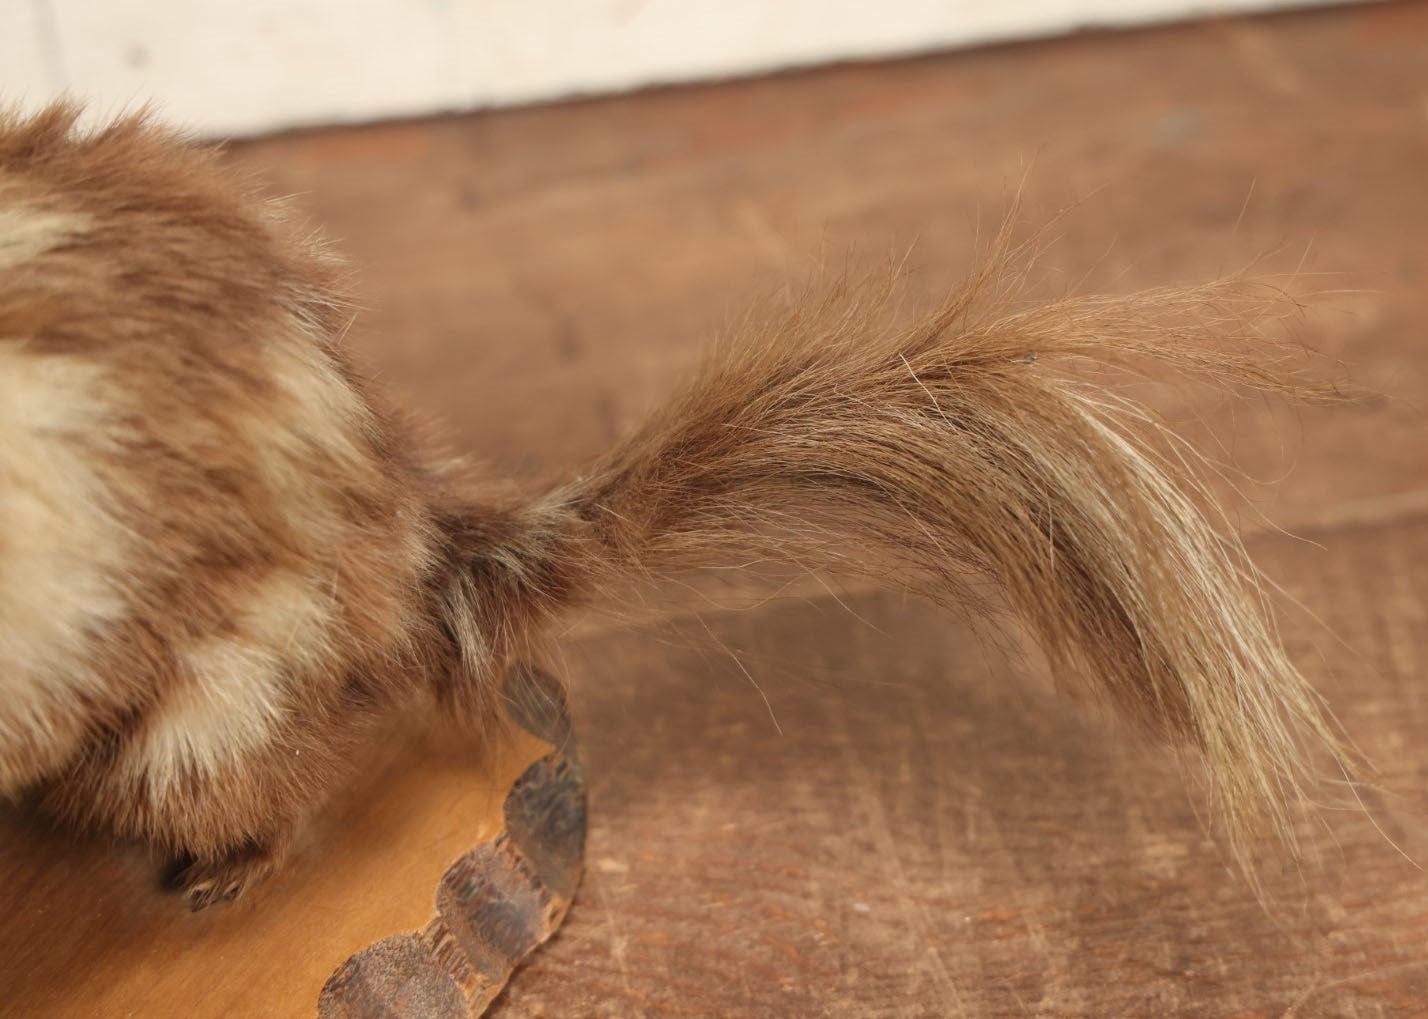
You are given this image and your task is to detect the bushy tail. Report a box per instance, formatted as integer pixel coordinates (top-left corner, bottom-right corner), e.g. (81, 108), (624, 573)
(466, 252), (1358, 856)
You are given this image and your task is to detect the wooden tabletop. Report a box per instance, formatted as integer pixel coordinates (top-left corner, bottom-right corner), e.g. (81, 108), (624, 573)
(7, 2), (1428, 1015)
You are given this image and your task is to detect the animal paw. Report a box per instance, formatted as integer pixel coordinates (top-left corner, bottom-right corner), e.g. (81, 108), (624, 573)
(166, 839), (280, 910)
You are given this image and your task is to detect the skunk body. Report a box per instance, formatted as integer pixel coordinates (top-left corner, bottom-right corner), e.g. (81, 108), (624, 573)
(0, 106), (1348, 907)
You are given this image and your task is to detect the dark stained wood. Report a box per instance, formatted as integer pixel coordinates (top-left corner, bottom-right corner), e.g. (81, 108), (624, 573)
(228, 0), (1427, 546)
(502, 521), (1428, 1015)
(2, 2), (1426, 1015)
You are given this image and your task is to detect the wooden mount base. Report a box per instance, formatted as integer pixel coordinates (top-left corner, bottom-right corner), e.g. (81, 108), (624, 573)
(321, 664), (587, 1017)
(0, 665), (587, 1016)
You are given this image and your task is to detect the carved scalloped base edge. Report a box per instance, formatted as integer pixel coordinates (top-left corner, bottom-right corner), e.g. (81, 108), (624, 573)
(318, 667), (587, 1017)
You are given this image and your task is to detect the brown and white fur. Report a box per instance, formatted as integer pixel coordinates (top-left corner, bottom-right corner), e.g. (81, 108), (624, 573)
(0, 105), (1354, 908)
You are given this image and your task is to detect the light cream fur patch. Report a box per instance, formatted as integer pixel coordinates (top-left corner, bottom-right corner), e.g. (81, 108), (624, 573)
(0, 345), (131, 790)
(126, 569), (335, 801)
(245, 325), (374, 554)
(250, 322), (433, 644)
(0, 206), (91, 270)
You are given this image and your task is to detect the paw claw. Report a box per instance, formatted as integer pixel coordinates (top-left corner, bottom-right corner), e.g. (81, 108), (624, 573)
(168, 839), (282, 909)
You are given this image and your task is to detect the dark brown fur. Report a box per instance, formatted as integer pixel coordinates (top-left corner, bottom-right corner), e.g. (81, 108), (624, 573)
(0, 105), (1355, 907)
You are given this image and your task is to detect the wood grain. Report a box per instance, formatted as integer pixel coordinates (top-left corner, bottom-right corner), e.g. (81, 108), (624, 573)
(2, 2), (1425, 1015)
(506, 522), (1428, 1016)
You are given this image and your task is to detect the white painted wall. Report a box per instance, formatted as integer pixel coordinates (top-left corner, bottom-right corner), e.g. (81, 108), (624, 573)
(4, 0), (1345, 138)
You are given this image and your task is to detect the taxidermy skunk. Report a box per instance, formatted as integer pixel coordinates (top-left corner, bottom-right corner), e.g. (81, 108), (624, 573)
(0, 105), (1354, 908)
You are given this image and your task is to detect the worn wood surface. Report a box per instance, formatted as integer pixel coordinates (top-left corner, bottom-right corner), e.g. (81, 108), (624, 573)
(2, 2), (1426, 1016)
